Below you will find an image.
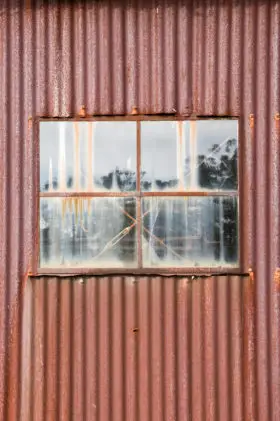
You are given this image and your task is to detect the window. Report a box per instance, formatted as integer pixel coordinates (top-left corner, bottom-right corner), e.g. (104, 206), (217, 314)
(39, 119), (238, 271)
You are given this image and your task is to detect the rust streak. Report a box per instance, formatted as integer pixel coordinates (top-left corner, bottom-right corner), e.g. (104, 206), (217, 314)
(249, 113), (254, 129)
(248, 267), (254, 284)
(274, 268), (280, 291)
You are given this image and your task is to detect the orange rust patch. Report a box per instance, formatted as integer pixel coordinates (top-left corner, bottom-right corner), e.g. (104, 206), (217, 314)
(249, 114), (254, 129)
(248, 267), (254, 283)
(78, 105), (86, 118)
(274, 268), (280, 291)
(28, 117), (32, 130)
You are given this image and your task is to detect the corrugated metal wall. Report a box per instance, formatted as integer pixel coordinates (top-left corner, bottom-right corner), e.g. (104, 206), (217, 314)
(0, 0), (279, 420)
(20, 275), (246, 421)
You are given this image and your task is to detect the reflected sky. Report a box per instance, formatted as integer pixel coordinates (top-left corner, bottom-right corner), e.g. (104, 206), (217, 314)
(40, 119), (238, 192)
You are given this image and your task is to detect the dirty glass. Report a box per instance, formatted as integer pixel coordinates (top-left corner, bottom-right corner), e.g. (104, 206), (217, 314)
(142, 197), (238, 267)
(93, 122), (137, 191)
(141, 121), (180, 191)
(39, 119), (239, 270)
(40, 122), (75, 191)
(184, 120), (238, 190)
(40, 197), (137, 268)
(40, 122), (98, 192)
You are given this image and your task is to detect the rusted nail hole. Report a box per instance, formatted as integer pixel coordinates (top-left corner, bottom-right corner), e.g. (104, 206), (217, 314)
(274, 113), (280, 121)
(133, 328), (139, 333)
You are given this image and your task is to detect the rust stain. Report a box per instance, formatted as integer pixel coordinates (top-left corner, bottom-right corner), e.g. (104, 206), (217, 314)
(248, 267), (254, 284)
(28, 117), (32, 130)
(249, 114), (254, 129)
(275, 113), (280, 133)
(131, 106), (139, 115)
(78, 105), (87, 118)
(74, 197), (79, 223)
(21, 262), (32, 293)
(274, 268), (280, 291)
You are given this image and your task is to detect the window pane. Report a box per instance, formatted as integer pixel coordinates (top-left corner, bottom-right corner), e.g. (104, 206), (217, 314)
(93, 122), (137, 191)
(141, 121), (180, 191)
(40, 122), (74, 191)
(40, 197), (137, 268)
(142, 197), (238, 267)
(184, 120), (238, 190)
(40, 122), (95, 192)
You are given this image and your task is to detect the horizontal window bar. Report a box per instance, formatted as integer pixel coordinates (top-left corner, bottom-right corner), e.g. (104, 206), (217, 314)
(37, 116), (239, 122)
(34, 267), (243, 276)
(40, 191), (238, 198)
(39, 191), (138, 198)
(142, 191), (238, 197)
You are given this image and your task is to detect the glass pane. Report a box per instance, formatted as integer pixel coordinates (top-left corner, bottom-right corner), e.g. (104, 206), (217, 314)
(93, 122), (137, 191)
(184, 120), (238, 190)
(142, 197), (238, 267)
(40, 122), (94, 192)
(40, 197), (137, 268)
(141, 121), (181, 191)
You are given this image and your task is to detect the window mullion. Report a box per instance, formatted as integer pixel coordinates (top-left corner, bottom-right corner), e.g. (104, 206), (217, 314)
(136, 121), (142, 267)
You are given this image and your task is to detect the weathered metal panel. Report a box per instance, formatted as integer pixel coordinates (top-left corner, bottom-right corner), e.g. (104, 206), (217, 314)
(19, 275), (246, 421)
(0, 0), (279, 420)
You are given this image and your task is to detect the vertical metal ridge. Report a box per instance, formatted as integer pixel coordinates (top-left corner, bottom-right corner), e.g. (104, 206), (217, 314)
(204, 276), (218, 421)
(111, 276), (124, 421)
(19, 278), (33, 421)
(270, 3), (280, 421)
(6, 4), (22, 419)
(217, 276), (230, 421)
(72, 279), (85, 420)
(138, 276), (150, 421)
(163, 1), (176, 112)
(191, 276), (204, 421)
(0, 2), (8, 419)
(162, 278), (176, 421)
(45, 278), (59, 421)
(176, 277), (192, 420)
(255, 2), (271, 420)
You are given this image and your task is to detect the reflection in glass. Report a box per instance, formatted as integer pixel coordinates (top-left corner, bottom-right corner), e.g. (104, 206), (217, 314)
(40, 198), (137, 267)
(141, 121), (181, 191)
(40, 122), (74, 191)
(40, 122), (95, 192)
(142, 197), (238, 267)
(184, 120), (238, 191)
(93, 122), (137, 191)
(40, 121), (137, 192)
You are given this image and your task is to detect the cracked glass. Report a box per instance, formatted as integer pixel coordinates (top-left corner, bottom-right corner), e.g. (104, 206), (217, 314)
(39, 119), (239, 270)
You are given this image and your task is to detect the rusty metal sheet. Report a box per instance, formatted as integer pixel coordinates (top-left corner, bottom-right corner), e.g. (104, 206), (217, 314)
(18, 275), (247, 421)
(0, 0), (279, 420)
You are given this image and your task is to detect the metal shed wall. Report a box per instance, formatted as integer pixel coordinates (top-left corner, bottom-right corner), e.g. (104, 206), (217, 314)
(0, 0), (279, 420)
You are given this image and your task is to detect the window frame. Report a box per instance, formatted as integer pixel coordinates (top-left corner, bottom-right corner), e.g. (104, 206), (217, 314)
(33, 115), (242, 276)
